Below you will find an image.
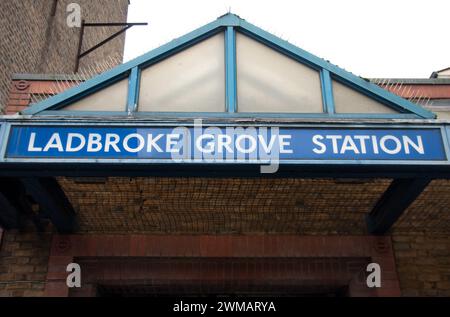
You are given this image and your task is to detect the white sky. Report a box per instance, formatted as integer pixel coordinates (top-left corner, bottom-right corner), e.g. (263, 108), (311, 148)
(124, 0), (450, 78)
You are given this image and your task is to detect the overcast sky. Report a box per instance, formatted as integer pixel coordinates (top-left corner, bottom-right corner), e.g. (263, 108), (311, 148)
(123, 0), (449, 78)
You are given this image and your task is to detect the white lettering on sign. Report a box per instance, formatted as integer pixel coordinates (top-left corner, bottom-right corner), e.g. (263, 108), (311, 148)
(235, 134), (257, 154)
(105, 133), (121, 152)
(166, 134), (181, 153)
(25, 130), (426, 158)
(14, 125), (444, 170)
(28, 132), (42, 152)
(147, 134), (163, 152)
(217, 134), (233, 153)
(87, 133), (102, 152)
(26, 130), (293, 157)
(311, 134), (424, 156)
(44, 133), (64, 152)
(66, 133), (85, 152)
(279, 135), (293, 154)
(123, 133), (145, 153)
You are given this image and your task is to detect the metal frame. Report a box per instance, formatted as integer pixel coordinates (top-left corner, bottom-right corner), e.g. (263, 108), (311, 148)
(225, 26), (237, 113)
(127, 66), (140, 113)
(35, 111), (421, 119)
(19, 13), (435, 119)
(320, 69), (335, 114)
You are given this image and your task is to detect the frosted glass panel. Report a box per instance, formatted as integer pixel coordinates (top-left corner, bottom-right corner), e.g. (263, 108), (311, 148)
(64, 79), (127, 111)
(436, 111), (450, 119)
(236, 33), (323, 113)
(333, 80), (397, 114)
(138, 33), (225, 112)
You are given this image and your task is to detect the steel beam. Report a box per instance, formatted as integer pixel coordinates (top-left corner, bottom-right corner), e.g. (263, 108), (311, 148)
(0, 192), (21, 229)
(21, 178), (77, 233)
(0, 178), (31, 229)
(366, 178), (431, 235)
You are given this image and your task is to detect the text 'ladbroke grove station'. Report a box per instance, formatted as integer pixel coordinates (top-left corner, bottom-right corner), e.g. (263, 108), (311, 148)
(6, 125), (446, 161)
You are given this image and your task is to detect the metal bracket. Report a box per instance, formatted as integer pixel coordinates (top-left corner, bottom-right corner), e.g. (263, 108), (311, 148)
(75, 20), (148, 72)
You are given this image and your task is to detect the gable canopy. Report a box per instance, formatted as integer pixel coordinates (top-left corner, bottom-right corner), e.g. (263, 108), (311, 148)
(21, 13), (435, 119)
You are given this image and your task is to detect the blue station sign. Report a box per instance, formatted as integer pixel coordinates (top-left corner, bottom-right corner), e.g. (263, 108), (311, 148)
(4, 125), (447, 163)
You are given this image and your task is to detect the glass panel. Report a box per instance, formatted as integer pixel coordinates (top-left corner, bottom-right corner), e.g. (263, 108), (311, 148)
(138, 33), (225, 112)
(64, 79), (128, 111)
(236, 33), (323, 113)
(436, 112), (450, 119)
(333, 80), (397, 114)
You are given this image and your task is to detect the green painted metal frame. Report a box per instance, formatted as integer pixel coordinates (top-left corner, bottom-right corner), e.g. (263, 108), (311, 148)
(225, 26), (237, 113)
(127, 66), (140, 113)
(320, 69), (335, 114)
(20, 13), (436, 119)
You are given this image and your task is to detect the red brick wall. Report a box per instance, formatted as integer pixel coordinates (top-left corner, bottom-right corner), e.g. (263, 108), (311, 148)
(71, 257), (373, 296)
(382, 84), (450, 99)
(45, 235), (400, 297)
(5, 79), (78, 115)
(1, 230), (448, 296)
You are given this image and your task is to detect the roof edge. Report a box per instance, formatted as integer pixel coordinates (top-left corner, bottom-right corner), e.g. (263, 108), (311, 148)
(12, 73), (85, 81)
(20, 13), (437, 119)
(370, 78), (450, 85)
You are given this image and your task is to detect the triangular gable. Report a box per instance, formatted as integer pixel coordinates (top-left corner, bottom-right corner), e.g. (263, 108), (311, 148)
(21, 13), (435, 119)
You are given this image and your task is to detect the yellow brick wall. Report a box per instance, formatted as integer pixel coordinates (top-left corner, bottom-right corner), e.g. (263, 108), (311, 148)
(0, 229), (52, 297)
(393, 233), (450, 296)
(0, 0), (128, 111)
(58, 177), (391, 234)
(394, 179), (450, 234)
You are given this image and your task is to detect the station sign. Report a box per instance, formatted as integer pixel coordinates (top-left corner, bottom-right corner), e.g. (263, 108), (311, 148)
(4, 125), (447, 162)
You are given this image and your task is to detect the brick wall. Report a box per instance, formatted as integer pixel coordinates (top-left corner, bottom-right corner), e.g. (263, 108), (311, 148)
(391, 180), (450, 297)
(394, 179), (450, 234)
(58, 177), (391, 235)
(0, 228), (52, 297)
(5, 78), (79, 115)
(393, 233), (450, 296)
(0, 0), (128, 112)
(71, 257), (373, 296)
(3, 230), (449, 297)
(3, 176), (448, 297)
(45, 235), (400, 297)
